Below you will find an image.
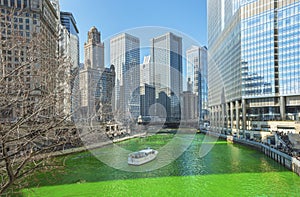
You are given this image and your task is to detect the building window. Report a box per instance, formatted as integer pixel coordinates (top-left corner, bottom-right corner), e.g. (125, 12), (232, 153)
(17, 0), (22, 8)
(24, 0), (28, 8)
(11, 0), (15, 7)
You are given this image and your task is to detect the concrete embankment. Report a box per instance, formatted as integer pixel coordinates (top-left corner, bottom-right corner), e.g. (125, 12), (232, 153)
(203, 130), (300, 176)
(45, 132), (148, 159)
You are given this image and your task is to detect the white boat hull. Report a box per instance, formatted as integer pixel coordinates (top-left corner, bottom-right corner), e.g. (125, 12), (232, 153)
(128, 150), (158, 165)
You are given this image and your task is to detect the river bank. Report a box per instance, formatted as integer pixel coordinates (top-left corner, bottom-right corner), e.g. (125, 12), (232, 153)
(202, 130), (300, 176)
(23, 133), (300, 196)
(45, 132), (148, 159)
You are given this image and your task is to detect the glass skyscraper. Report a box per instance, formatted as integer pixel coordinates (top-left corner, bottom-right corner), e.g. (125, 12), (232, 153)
(110, 33), (140, 121)
(186, 46), (208, 121)
(151, 32), (183, 121)
(208, 0), (300, 135)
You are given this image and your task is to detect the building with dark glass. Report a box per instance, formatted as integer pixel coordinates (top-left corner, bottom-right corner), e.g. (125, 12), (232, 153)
(208, 0), (300, 135)
(110, 33), (140, 121)
(140, 83), (155, 117)
(151, 32), (183, 121)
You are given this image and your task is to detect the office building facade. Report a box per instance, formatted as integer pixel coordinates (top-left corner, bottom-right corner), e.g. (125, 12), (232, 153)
(58, 11), (80, 118)
(0, 0), (58, 121)
(140, 55), (154, 86)
(140, 83), (156, 117)
(181, 91), (198, 121)
(60, 11), (79, 70)
(79, 26), (104, 116)
(208, 0), (300, 134)
(96, 65), (115, 122)
(110, 33), (140, 121)
(186, 46), (209, 121)
(151, 32), (183, 121)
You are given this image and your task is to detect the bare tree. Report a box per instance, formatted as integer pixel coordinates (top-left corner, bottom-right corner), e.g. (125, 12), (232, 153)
(0, 8), (80, 195)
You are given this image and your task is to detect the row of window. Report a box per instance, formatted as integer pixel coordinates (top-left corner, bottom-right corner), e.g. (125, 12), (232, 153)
(1, 0), (27, 8)
(278, 3), (300, 19)
(242, 12), (274, 29)
(279, 74), (300, 80)
(1, 9), (39, 18)
(242, 36), (274, 46)
(278, 28), (300, 37)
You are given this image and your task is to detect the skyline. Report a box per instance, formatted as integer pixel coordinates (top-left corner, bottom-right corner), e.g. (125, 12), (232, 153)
(1, 1), (300, 195)
(60, 0), (208, 63)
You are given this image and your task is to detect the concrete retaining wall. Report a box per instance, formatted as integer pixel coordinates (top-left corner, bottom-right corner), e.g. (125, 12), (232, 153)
(203, 130), (300, 176)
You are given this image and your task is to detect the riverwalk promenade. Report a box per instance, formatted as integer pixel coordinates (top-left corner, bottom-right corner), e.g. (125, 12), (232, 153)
(37, 132), (148, 159)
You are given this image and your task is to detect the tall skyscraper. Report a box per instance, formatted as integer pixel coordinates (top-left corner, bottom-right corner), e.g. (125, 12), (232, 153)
(80, 27), (104, 116)
(151, 32), (182, 121)
(110, 33), (140, 121)
(58, 11), (80, 118)
(0, 0), (58, 121)
(60, 11), (79, 70)
(186, 46), (208, 121)
(140, 55), (154, 86)
(208, 0), (300, 134)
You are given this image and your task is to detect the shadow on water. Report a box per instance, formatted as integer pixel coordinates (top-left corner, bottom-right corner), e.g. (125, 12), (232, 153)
(27, 133), (291, 189)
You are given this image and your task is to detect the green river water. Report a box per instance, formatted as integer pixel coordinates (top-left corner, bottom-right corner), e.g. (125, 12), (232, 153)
(23, 133), (300, 196)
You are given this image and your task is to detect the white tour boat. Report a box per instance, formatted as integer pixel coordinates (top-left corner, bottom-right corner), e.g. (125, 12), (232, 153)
(128, 148), (158, 165)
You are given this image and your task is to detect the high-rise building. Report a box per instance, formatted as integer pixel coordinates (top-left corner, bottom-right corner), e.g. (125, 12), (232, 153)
(60, 11), (79, 70)
(0, 0), (58, 121)
(208, 0), (300, 135)
(110, 33), (140, 121)
(151, 32), (182, 121)
(140, 55), (156, 118)
(96, 65), (115, 122)
(49, 0), (60, 17)
(140, 83), (156, 117)
(58, 11), (79, 118)
(79, 27), (104, 116)
(140, 55), (154, 86)
(181, 91), (198, 121)
(186, 46), (208, 121)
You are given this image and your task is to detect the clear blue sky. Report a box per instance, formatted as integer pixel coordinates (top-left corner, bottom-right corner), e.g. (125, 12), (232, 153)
(60, 0), (207, 63)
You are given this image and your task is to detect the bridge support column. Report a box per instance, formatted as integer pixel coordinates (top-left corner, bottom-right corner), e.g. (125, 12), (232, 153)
(236, 100), (240, 133)
(230, 102), (234, 134)
(242, 99), (246, 138)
